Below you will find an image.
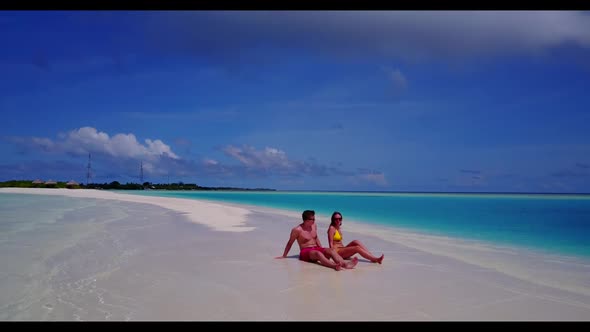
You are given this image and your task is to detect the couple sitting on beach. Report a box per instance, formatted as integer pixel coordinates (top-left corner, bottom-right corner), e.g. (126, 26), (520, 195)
(276, 210), (384, 271)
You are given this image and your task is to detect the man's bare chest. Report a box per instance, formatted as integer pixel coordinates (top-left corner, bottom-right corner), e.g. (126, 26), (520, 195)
(299, 229), (317, 241)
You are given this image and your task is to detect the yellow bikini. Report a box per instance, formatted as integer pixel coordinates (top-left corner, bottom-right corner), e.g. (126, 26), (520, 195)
(333, 229), (342, 241)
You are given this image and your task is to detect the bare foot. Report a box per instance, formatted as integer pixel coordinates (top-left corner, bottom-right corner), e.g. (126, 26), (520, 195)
(343, 257), (358, 269)
(376, 254), (384, 264)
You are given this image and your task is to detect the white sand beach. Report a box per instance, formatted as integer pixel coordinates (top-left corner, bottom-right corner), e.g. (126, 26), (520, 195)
(1, 187), (590, 321)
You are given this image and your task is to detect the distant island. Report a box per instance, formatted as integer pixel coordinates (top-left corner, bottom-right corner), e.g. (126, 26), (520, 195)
(0, 180), (276, 191)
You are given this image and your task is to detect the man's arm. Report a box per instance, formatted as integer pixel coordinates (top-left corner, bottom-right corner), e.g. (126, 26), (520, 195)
(276, 227), (299, 258)
(313, 223), (323, 248)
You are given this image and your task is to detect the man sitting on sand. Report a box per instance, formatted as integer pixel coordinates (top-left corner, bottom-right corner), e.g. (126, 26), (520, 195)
(276, 210), (358, 271)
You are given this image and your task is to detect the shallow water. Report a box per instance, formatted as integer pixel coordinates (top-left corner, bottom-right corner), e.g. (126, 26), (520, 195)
(121, 191), (590, 258)
(0, 194), (183, 320)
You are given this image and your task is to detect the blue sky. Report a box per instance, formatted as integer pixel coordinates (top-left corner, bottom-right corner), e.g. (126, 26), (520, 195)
(1, 11), (590, 192)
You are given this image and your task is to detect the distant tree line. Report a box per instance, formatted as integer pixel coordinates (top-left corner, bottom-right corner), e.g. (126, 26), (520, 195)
(0, 180), (275, 191)
(148, 182), (274, 191)
(0, 180), (76, 189)
(85, 181), (144, 190)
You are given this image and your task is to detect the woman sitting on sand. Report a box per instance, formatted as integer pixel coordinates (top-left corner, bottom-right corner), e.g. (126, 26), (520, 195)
(327, 211), (384, 264)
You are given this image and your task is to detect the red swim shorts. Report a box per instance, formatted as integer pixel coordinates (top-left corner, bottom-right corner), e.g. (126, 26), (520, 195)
(299, 246), (326, 262)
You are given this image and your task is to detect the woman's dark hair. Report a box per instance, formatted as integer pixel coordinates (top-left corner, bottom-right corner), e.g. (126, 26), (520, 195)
(330, 211), (342, 227)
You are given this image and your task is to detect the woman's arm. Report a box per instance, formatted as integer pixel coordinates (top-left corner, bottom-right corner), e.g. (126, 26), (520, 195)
(327, 226), (335, 248)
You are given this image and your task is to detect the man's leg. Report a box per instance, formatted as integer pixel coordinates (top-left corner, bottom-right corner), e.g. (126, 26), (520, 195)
(324, 248), (358, 269)
(309, 250), (342, 271)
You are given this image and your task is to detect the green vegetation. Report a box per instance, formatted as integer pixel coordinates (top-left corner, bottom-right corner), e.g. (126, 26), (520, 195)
(0, 180), (275, 191)
(0, 180), (77, 189)
(148, 182), (274, 191)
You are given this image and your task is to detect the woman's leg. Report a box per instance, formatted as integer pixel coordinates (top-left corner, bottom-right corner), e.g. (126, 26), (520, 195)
(338, 245), (384, 263)
(346, 240), (370, 252)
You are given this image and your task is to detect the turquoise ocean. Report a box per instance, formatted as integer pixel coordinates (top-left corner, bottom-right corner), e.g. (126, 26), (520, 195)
(119, 190), (590, 259)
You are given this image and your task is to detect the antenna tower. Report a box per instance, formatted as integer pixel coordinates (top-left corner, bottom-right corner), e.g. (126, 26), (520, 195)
(140, 161), (144, 184)
(86, 153), (92, 185)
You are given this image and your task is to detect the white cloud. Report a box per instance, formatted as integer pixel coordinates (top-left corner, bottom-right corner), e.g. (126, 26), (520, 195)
(58, 127), (179, 160)
(10, 131), (391, 187)
(30, 137), (55, 151)
(222, 145), (297, 172)
(13, 127), (181, 179)
(14, 127), (180, 161)
(390, 69), (407, 90)
(216, 144), (389, 184)
(145, 138), (179, 159)
(203, 158), (219, 166)
(382, 66), (407, 92)
(153, 11), (590, 62)
(357, 172), (389, 186)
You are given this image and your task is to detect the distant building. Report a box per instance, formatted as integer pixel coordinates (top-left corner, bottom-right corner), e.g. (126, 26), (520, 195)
(66, 180), (79, 189)
(32, 179), (43, 187)
(45, 180), (57, 188)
